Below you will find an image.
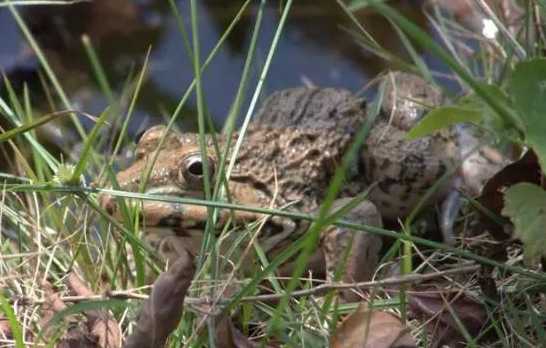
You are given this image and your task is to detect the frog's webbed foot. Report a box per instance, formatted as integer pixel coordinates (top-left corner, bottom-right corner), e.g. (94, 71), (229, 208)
(320, 198), (383, 302)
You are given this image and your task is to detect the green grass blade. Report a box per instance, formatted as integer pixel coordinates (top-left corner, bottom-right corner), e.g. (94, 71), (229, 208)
(189, 3), (220, 343)
(81, 34), (114, 104)
(406, 106), (483, 140)
(189, 0), (212, 201)
(2, 74), (25, 118)
(268, 82), (382, 334)
(138, 1), (252, 192)
(0, 94), (59, 171)
(110, 47), (151, 163)
(0, 110), (71, 143)
(0, 0), (88, 6)
(0, 292), (25, 348)
(8, 184), (546, 282)
(7, 1), (86, 138)
(213, 0), (264, 207)
(167, 0), (193, 60)
(369, 1), (524, 133)
(225, 0), (292, 180)
(69, 108), (110, 184)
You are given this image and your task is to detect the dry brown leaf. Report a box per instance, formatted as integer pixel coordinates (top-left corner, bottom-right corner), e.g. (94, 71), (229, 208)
(331, 303), (416, 348)
(214, 315), (257, 348)
(89, 316), (122, 348)
(0, 316), (12, 339)
(56, 329), (100, 348)
(123, 246), (195, 348)
(39, 276), (122, 348)
(408, 287), (487, 348)
(477, 150), (543, 241)
(40, 280), (68, 342)
(66, 273), (122, 348)
(41, 281), (66, 325)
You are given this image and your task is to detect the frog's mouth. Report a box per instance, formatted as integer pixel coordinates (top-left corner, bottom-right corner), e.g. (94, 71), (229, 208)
(140, 185), (209, 231)
(144, 185), (205, 200)
(102, 185), (266, 234)
(100, 185), (207, 230)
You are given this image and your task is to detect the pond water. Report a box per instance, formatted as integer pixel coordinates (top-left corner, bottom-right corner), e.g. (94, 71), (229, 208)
(0, 0), (449, 141)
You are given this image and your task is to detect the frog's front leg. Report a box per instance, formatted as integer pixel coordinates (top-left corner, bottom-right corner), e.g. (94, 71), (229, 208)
(320, 198), (383, 301)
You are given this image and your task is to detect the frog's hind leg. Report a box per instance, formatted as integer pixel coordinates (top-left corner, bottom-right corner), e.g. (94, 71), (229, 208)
(320, 198), (383, 302)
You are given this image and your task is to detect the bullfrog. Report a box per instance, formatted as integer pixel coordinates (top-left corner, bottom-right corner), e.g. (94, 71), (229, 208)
(100, 72), (462, 286)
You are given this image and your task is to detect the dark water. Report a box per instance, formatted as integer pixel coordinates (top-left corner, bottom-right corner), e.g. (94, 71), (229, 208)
(0, 0), (435, 142)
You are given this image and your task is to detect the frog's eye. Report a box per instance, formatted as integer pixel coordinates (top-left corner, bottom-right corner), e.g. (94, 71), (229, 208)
(181, 154), (215, 185)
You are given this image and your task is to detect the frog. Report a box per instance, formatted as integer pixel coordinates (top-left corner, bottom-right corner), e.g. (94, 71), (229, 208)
(100, 71), (462, 290)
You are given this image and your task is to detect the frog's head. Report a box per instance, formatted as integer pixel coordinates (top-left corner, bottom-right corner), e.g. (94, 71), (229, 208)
(99, 125), (219, 229)
(99, 125), (265, 234)
(115, 126), (214, 195)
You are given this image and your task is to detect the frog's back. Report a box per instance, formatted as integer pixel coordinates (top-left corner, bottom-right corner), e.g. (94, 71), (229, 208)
(229, 88), (368, 212)
(234, 127), (342, 208)
(254, 87), (367, 135)
(245, 76), (459, 220)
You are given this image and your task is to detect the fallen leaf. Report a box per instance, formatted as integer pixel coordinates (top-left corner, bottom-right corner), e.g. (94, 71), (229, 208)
(331, 303), (416, 348)
(215, 315), (258, 348)
(67, 273), (122, 348)
(408, 287), (487, 347)
(39, 280), (68, 341)
(123, 245), (195, 348)
(0, 316), (12, 339)
(477, 150), (543, 240)
(39, 276), (122, 348)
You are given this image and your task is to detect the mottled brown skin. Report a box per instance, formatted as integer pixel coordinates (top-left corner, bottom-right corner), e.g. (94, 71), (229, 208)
(112, 87), (366, 214)
(101, 72), (461, 290)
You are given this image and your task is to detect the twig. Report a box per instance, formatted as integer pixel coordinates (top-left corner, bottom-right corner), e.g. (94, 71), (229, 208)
(27, 263), (478, 307)
(230, 263), (479, 303)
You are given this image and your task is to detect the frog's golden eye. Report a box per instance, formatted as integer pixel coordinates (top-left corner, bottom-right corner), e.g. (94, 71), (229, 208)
(181, 154), (215, 185)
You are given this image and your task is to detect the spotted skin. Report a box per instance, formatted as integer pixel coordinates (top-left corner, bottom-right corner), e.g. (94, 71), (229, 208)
(100, 71), (476, 294)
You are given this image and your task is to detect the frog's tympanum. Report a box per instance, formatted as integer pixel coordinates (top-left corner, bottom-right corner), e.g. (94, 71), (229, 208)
(100, 72), (462, 289)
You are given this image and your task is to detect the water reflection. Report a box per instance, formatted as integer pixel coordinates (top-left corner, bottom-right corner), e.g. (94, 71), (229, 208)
(1, 0), (431, 141)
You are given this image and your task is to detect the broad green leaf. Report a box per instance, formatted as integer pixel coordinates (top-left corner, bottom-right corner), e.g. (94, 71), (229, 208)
(406, 106), (482, 140)
(472, 83), (515, 131)
(510, 59), (546, 172)
(502, 183), (546, 264)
